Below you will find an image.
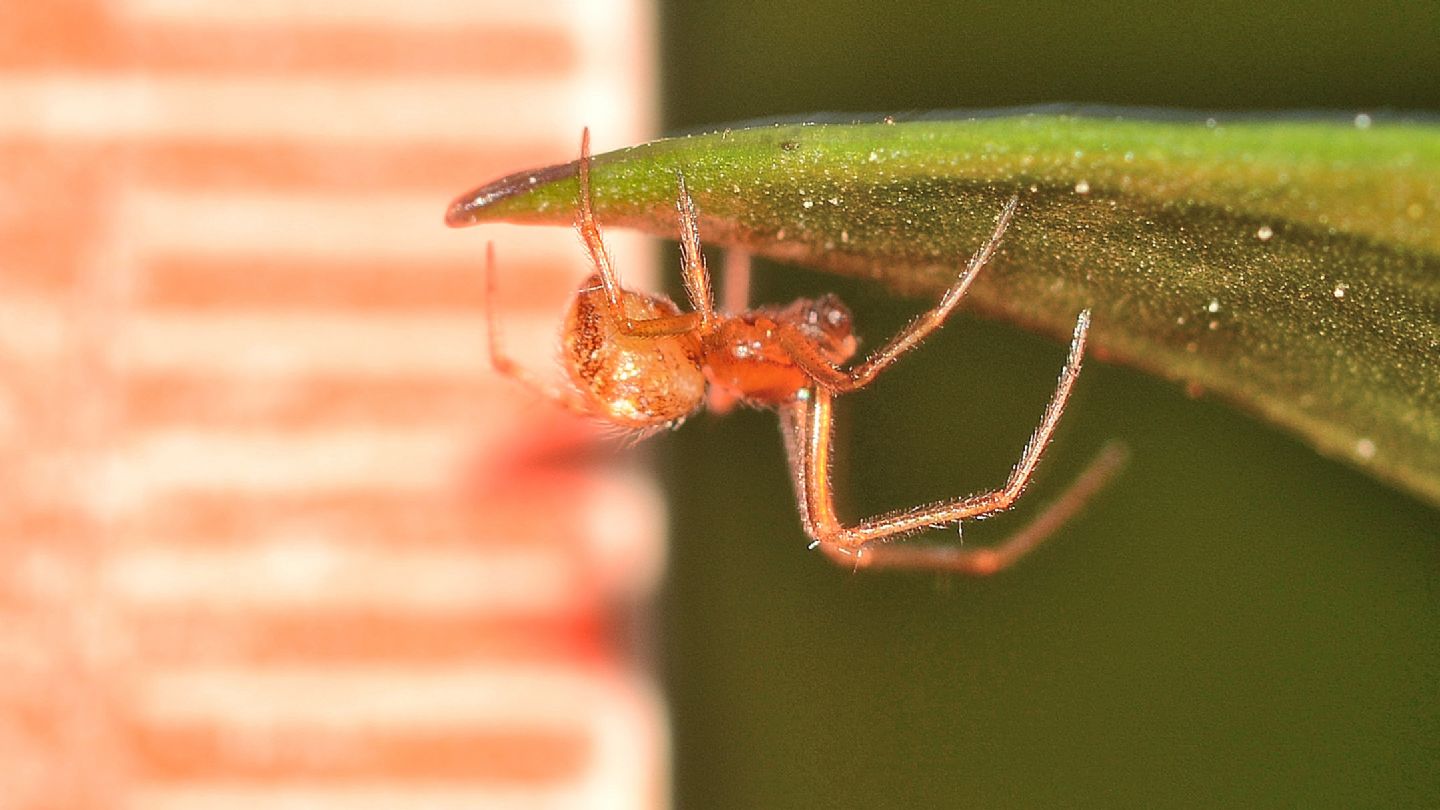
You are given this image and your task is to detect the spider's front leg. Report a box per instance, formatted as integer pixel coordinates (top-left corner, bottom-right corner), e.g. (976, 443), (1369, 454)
(780, 311), (1123, 574)
(780, 195), (1018, 393)
(574, 129), (715, 339)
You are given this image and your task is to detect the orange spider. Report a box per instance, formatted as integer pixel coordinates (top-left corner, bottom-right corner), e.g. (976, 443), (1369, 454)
(457, 130), (1125, 574)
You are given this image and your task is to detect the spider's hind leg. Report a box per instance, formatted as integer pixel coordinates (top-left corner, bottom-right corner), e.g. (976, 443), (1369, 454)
(483, 242), (592, 415)
(817, 442), (1129, 575)
(780, 309), (1121, 575)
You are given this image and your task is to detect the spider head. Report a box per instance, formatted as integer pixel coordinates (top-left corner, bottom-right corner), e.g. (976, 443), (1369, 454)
(786, 294), (858, 365)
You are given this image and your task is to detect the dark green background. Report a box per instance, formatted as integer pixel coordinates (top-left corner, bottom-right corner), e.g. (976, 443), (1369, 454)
(655, 3), (1440, 807)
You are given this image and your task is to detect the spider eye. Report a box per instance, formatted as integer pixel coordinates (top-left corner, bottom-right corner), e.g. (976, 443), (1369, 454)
(815, 295), (851, 332)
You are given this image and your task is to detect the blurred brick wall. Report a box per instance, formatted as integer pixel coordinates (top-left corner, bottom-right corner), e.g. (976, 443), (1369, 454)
(0, 1), (665, 807)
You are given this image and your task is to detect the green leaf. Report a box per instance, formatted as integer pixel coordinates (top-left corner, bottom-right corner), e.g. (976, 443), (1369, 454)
(447, 114), (1440, 508)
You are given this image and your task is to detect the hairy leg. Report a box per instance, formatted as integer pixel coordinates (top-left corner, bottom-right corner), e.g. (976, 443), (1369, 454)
(780, 310), (1099, 570)
(574, 128), (711, 338)
(484, 242), (592, 414)
(782, 195), (1018, 392)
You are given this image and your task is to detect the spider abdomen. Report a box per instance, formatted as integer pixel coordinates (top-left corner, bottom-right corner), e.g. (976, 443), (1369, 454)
(562, 280), (706, 428)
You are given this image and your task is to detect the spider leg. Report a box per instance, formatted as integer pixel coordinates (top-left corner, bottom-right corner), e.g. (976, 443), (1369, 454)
(483, 242), (592, 415)
(783, 309), (1099, 571)
(574, 129), (711, 339)
(575, 128), (627, 317)
(824, 442), (1126, 574)
(780, 195), (1018, 393)
(676, 173), (716, 328)
(614, 311), (705, 337)
(721, 247), (752, 315)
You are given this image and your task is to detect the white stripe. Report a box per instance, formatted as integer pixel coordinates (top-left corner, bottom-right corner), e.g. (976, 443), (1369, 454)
(576, 0), (659, 141)
(124, 190), (656, 268)
(137, 664), (627, 730)
(121, 311), (543, 377)
(104, 542), (581, 614)
(579, 672), (668, 810)
(0, 75), (644, 147)
(579, 468), (668, 600)
(0, 299), (69, 360)
(125, 190), (481, 264)
(105, 428), (465, 502)
(119, 0), (581, 28)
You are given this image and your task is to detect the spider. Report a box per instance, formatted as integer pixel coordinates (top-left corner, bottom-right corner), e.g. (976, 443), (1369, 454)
(469, 130), (1126, 574)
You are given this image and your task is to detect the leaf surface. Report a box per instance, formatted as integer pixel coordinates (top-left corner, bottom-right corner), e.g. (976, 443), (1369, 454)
(448, 114), (1440, 507)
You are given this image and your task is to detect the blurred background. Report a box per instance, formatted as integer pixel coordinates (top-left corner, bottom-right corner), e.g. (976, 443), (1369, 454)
(657, 2), (1440, 809)
(0, 1), (1437, 808)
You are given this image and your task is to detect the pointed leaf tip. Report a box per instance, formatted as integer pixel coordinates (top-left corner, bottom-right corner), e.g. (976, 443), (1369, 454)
(444, 159), (579, 228)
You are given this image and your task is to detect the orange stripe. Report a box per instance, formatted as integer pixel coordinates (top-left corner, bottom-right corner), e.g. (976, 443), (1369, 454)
(0, 7), (576, 76)
(0, 139), (573, 195)
(0, 142), (117, 292)
(135, 24), (577, 76)
(127, 609), (610, 666)
(130, 724), (591, 781)
(137, 256), (576, 311)
(0, 508), (98, 549)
